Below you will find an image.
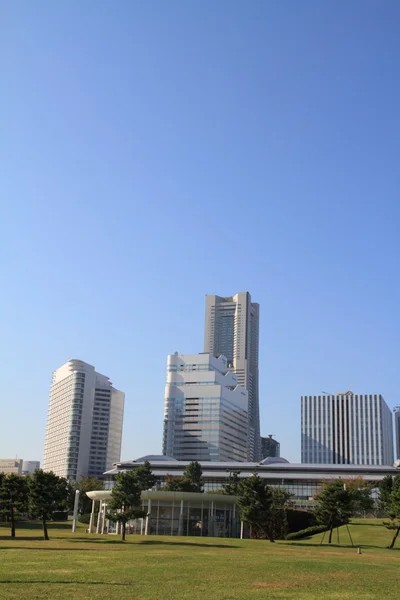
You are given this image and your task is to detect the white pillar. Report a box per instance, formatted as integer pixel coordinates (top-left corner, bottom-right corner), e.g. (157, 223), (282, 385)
(72, 490), (80, 533)
(240, 521), (244, 539)
(178, 499), (184, 535)
(145, 498), (151, 535)
(88, 499), (96, 533)
(101, 503), (107, 534)
(96, 501), (102, 534)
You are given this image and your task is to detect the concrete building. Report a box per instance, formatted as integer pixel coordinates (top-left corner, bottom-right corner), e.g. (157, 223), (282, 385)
(104, 455), (400, 510)
(0, 459), (23, 475)
(261, 435), (280, 459)
(204, 292), (260, 461)
(162, 352), (248, 462)
(43, 359), (124, 481)
(301, 392), (394, 466)
(394, 406), (400, 461)
(21, 461), (40, 475)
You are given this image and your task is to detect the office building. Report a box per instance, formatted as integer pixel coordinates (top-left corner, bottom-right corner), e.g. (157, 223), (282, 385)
(394, 407), (400, 461)
(261, 435), (280, 459)
(162, 352), (248, 462)
(204, 292), (260, 461)
(21, 461), (40, 475)
(301, 391), (394, 465)
(43, 359), (124, 481)
(0, 459), (23, 475)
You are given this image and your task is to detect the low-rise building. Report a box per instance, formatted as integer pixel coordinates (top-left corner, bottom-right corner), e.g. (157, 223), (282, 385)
(0, 459), (23, 475)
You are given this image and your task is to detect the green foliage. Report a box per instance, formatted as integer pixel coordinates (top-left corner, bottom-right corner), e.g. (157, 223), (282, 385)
(314, 478), (373, 543)
(286, 524), (328, 540)
(223, 471), (241, 496)
(235, 473), (285, 541)
(381, 474), (400, 549)
(134, 461), (157, 491)
(108, 464), (156, 541)
(78, 513), (91, 524)
(0, 474), (29, 538)
(164, 462), (203, 493)
(28, 470), (70, 540)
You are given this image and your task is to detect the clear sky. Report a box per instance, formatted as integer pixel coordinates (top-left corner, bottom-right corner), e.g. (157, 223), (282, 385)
(1, 1), (399, 464)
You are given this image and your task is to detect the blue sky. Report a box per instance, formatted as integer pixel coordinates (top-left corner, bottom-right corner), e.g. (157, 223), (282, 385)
(1, 1), (399, 464)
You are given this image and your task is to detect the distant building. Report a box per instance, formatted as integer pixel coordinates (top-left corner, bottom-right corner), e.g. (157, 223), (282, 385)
(204, 292), (260, 461)
(21, 461), (40, 475)
(43, 359), (124, 481)
(394, 407), (400, 461)
(301, 392), (394, 465)
(0, 459), (23, 475)
(163, 352), (248, 462)
(261, 435), (280, 459)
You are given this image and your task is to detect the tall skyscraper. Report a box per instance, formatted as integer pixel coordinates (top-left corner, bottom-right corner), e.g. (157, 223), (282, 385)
(43, 359), (124, 481)
(163, 352), (249, 462)
(394, 406), (400, 461)
(301, 391), (394, 466)
(204, 292), (260, 461)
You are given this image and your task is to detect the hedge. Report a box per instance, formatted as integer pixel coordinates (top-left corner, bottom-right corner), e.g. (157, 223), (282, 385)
(286, 524), (328, 540)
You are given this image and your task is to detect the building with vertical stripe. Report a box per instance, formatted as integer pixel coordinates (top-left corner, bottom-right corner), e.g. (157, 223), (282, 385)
(301, 392), (394, 466)
(204, 292), (260, 461)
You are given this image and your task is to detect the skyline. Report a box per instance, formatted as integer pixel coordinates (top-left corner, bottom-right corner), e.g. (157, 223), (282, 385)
(1, 2), (399, 464)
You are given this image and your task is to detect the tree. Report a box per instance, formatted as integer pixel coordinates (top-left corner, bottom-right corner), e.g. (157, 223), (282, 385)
(269, 487), (293, 540)
(0, 474), (29, 538)
(164, 462), (203, 493)
(183, 462), (203, 493)
(313, 479), (373, 544)
(107, 470), (146, 541)
(28, 470), (70, 540)
(223, 471), (241, 496)
(380, 474), (400, 549)
(235, 474), (276, 542)
(134, 461), (157, 491)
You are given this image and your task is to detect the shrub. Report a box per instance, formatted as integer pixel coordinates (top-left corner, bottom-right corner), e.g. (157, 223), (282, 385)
(286, 524), (328, 540)
(78, 513), (91, 524)
(51, 511), (68, 521)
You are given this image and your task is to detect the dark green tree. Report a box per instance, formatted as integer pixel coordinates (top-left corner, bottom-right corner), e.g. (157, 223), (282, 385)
(107, 470), (146, 541)
(223, 471), (241, 496)
(314, 479), (360, 543)
(164, 462), (203, 493)
(380, 474), (400, 549)
(134, 461), (157, 491)
(269, 487), (293, 540)
(28, 470), (70, 540)
(235, 474), (276, 542)
(183, 462), (203, 493)
(0, 474), (29, 538)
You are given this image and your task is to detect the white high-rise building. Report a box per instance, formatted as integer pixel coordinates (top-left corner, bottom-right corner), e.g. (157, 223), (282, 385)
(163, 352), (249, 462)
(204, 292), (260, 461)
(301, 392), (394, 466)
(43, 359), (124, 481)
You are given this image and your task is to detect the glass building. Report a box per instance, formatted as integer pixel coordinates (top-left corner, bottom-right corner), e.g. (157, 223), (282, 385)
(301, 392), (394, 466)
(162, 352), (248, 462)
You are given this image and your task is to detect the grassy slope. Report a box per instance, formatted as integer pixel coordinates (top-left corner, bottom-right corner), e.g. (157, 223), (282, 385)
(0, 519), (398, 600)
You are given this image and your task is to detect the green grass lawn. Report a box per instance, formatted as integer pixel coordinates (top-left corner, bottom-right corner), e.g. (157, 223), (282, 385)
(0, 519), (398, 600)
